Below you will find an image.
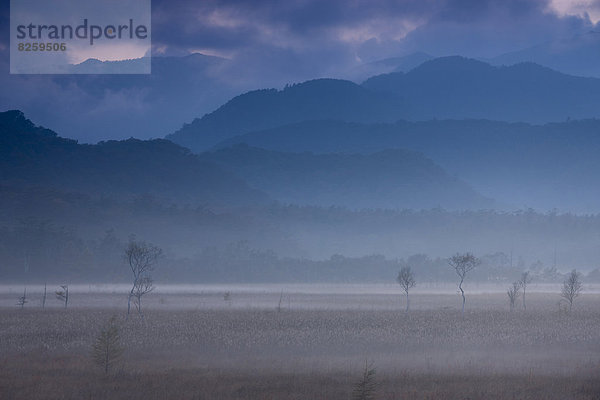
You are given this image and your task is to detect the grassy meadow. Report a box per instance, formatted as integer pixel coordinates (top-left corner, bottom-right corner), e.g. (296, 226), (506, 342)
(0, 286), (599, 399)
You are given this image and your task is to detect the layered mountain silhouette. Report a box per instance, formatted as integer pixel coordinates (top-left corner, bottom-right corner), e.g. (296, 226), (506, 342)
(213, 118), (600, 213)
(200, 144), (492, 210)
(0, 110), (267, 207)
(1, 110), (495, 211)
(168, 56), (600, 153)
(363, 56), (600, 122)
(490, 31), (600, 78)
(0, 53), (241, 142)
(168, 79), (405, 151)
(344, 51), (434, 82)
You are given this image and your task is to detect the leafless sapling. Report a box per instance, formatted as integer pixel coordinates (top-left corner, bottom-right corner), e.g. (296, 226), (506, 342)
(92, 316), (124, 374)
(396, 266), (416, 311)
(561, 269), (583, 312)
(17, 288), (27, 309)
(448, 252), (480, 314)
(55, 285), (68, 308)
(352, 360), (377, 400)
(132, 276), (154, 318)
(42, 283), (47, 309)
(277, 289), (284, 312)
(507, 281), (521, 311)
(519, 271), (532, 310)
(124, 240), (161, 319)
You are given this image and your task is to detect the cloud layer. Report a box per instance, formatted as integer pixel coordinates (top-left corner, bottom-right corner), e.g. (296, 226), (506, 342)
(151, 0), (596, 74)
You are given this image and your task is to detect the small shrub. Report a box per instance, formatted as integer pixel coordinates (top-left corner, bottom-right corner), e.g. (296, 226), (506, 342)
(352, 361), (377, 400)
(92, 316), (124, 374)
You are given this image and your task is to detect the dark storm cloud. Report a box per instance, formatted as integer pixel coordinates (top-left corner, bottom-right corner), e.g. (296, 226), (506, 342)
(151, 0), (434, 51)
(151, 0), (596, 62)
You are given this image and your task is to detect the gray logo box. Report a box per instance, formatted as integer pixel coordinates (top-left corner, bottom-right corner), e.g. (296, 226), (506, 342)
(10, 0), (151, 74)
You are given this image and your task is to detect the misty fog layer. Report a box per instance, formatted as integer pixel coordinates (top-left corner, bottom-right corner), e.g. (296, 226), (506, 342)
(2, 105), (600, 284)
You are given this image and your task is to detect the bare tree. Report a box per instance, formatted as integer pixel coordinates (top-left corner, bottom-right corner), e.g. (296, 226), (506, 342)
(448, 253), (480, 314)
(17, 288), (27, 309)
(55, 285), (68, 308)
(519, 271), (532, 310)
(396, 266), (416, 311)
(352, 360), (377, 400)
(277, 290), (284, 312)
(132, 276), (154, 318)
(42, 283), (47, 309)
(92, 316), (124, 374)
(125, 240), (161, 319)
(507, 281), (521, 311)
(561, 269), (583, 312)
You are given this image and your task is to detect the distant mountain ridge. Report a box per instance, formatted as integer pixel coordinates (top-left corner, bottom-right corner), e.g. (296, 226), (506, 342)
(362, 56), (600, 122)
(211, 118), (600, 213)
(200, 144), (492, 210)
(0, 110), (495, 211)
(489, 31), (600, 78)
(0, 110), (267, 207)
(168, 56), (600, 153)
(168, 79), (404, 151)
(343, 51), (435, 81)
(0, 53), (241, 143)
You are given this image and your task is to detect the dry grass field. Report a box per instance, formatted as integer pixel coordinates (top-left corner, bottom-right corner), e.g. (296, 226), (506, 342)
(1, 286), (599, 399)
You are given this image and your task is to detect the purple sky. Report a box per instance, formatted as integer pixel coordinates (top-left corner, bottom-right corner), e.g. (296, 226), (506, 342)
(149, 0), (598, 77)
